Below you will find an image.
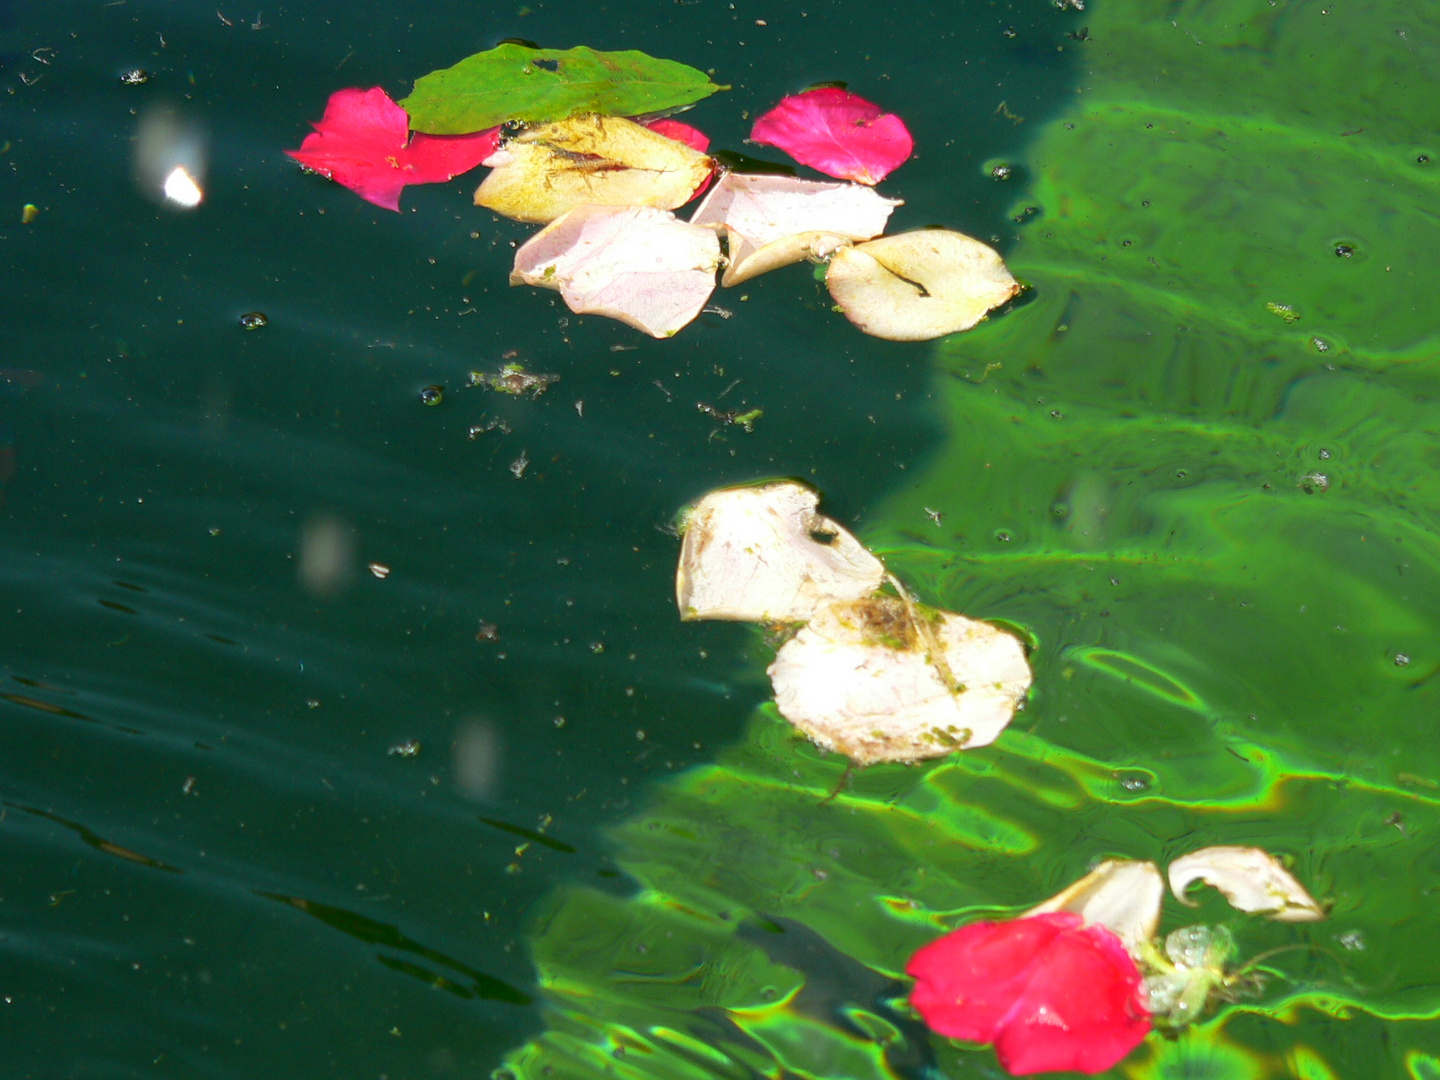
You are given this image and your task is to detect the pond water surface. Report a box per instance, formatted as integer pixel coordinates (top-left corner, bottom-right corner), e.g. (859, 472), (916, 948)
(4, 0), (1440, 1078)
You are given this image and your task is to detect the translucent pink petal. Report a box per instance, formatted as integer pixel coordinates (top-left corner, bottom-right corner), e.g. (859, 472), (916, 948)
(750, 87), (913, 185)
(907, 913), (1150, 1077)
(286, 87), (496, 211)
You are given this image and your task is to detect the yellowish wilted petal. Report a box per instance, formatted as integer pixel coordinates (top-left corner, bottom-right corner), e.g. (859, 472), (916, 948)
(1026, 859), (1165, 960)
(475, 114), (714, 224)
(675, 481), (885, 623)
(511, 204), (720, 338)
(1168, 846), (1325, 922)
(825, 228), (1020, 341)
(689, 172), (900, 286)
(765, 594), (1032, 765)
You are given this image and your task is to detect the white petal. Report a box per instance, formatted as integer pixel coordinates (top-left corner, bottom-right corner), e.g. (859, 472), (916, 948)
(676, 482), (885, 622)
(1025, 859), (1165, 959)
(766, 594), (1031, 764)
(689, 172), (900, 286)
(1168, 846), (1325, 922)
(511, 205), (720, 338)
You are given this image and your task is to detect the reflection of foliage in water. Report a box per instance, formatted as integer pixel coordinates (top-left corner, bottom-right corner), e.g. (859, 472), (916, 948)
(503, 0), (1440, 1074)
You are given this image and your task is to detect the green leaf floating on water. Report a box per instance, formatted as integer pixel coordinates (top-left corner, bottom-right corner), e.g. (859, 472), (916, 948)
(400, 44), (725, 135)
(502, 0), (1440, 1075)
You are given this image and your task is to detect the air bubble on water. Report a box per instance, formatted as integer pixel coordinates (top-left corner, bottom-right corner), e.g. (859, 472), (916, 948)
(1338, 929), (1365, 951)
(419, 385), (444, 407)
(1116, 770), (1152, 793)
(238, 311), (268, 330)
(1395, 653), (1411, 667)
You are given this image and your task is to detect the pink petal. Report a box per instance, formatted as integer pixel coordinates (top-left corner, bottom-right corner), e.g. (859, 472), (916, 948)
(992, 923), (1150, 1075)
(643, 118), (711, 153)
(403, 127), (502, 184)
(908, 914), (1076, 1044)
(907, 913), (1150, 1077)
(750, 87), (913, 185)
(286, 87), (496, 212)
(307, 87), (411, 147)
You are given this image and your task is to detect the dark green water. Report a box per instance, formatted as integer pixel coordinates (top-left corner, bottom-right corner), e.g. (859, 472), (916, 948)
(0, 1), (1077, 1077)
(6, 0), (1439, 1077)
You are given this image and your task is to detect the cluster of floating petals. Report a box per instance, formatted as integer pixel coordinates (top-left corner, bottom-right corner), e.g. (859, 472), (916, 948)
(286, 59), (1017, 339)
(676, 481), (1032, 762)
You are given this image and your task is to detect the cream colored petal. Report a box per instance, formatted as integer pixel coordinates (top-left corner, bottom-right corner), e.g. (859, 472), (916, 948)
(510, 204), (720, 338)
(824, 228), (1020, 341)
(765, 595), (1031, 765)
(1025, 859), (1165, 960)
(689, 172), (899, 286)
(676, 482), (884, 623)
(475, 114), (713, 224)
(1168, 846), (1325, 922)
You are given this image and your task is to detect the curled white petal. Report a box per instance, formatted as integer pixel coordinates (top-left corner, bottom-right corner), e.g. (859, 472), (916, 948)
(1168, 845), (1325, 922)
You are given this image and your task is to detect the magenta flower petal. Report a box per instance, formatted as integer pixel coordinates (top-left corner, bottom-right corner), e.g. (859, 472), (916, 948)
(286, 87), (497, 211)
(749, 87), (913, 185)
(907, 912), (1151, 1077)
(643, 117), (711, 153)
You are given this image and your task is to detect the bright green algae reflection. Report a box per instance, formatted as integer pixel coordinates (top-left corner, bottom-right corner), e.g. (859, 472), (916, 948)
(503, 0), (1440, 1075)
